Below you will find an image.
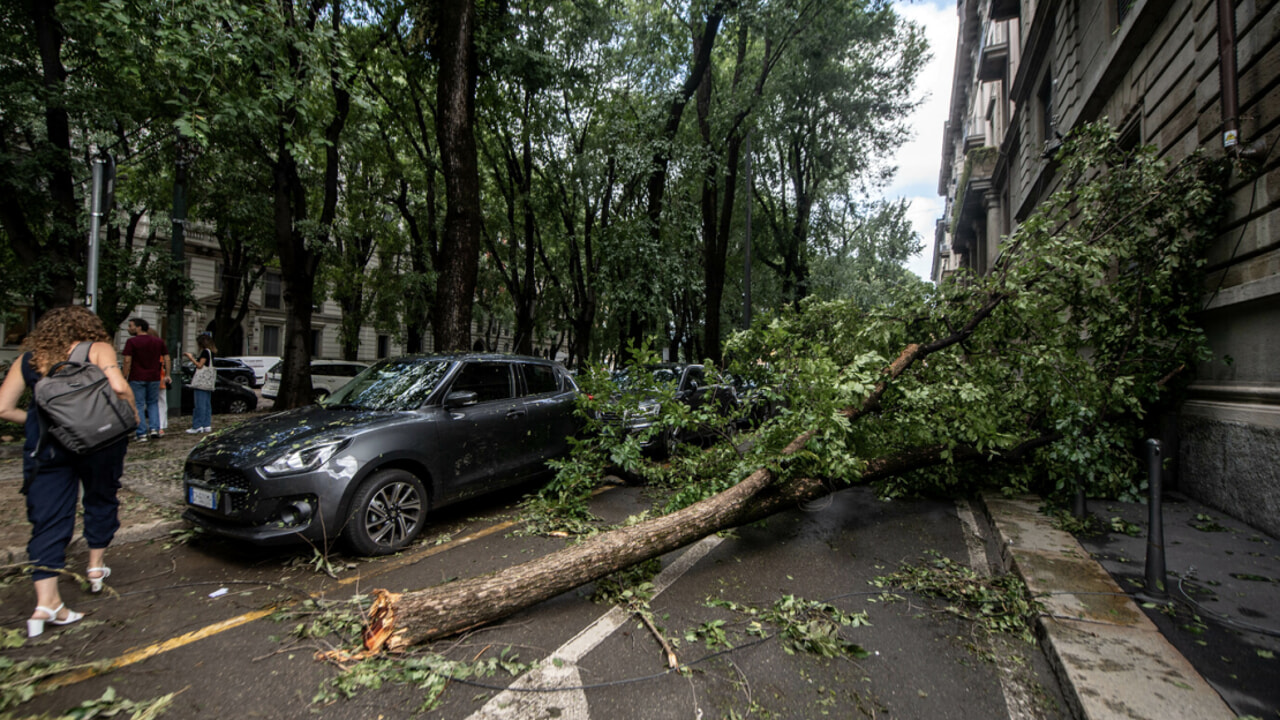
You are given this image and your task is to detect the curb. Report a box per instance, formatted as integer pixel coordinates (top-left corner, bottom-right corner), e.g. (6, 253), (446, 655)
(979, 494), (1234, 720)
(0, 518), (189, 578)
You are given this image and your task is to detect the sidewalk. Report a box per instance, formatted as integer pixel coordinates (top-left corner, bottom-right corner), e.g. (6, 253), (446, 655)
(1074, 493), (1280, 716)
(982, 493), (1279, 719)
(0, 421), (253, 571)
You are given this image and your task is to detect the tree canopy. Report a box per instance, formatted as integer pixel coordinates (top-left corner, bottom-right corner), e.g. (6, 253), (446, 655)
(1, 0), (928, 391)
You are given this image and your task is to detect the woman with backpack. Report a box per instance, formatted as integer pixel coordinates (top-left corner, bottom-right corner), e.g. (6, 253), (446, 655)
(0, 306), (135, 637)
(183, 333), (216, 433)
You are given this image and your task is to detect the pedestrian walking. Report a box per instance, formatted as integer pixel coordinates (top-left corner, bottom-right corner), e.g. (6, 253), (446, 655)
(122, 318), (169, 442)
(149, 327), (169, 437)
(0, 306), (134, 637)
(183, 334), (216, 433)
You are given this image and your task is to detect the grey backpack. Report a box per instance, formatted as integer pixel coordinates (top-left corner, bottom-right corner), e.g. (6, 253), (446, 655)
(34, 342), (137, 454)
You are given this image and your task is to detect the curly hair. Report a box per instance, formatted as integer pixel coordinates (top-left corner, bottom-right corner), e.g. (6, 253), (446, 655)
(197, 333), (218, 353)
(21, 306), (111, 376)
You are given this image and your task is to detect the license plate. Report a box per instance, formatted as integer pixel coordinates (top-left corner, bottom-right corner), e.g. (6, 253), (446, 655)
(189, 486), (218, 510)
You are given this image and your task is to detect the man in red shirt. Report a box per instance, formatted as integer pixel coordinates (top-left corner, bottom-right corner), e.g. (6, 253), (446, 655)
(122, 318), (169, 441)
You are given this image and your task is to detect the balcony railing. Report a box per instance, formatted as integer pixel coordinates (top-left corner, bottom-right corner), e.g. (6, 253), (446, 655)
(977, 21), (1010, 82)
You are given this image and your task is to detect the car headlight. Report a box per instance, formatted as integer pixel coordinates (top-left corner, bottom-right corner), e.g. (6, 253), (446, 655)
(262, 438), (349, 476)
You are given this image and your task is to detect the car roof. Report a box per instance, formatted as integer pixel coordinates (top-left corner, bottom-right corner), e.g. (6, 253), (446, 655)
(385, 352), (565, 366)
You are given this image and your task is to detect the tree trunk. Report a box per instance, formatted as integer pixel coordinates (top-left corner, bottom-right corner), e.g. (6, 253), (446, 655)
(27, 0), (80, 310)
(431, 0), (483, 352)
(365, 435), (973, 651)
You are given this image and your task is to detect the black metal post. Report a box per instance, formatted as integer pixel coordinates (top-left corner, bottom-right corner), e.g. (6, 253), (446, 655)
(1143, 438), (1168, 599)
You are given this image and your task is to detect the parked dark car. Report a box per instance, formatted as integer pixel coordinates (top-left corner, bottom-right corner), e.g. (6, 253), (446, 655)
(180, 357), (256, 387)
(182, 353), (579, 555)
(608, 363), (741, 456)
(179, 366), (259, 414)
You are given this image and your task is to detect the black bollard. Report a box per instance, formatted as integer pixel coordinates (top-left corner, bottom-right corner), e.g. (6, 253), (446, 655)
(1143, 438), (1168, 599)
(1072, 487), (1088, 519)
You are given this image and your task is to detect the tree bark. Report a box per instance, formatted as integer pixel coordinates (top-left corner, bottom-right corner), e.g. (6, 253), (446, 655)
(431, 0), (483, 352)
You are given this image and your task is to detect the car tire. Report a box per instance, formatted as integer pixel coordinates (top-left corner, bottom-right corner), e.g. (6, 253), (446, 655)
(233, 375), (251, 386)
(312, 389), (329, 403)
(343, 469), (428, 556)
(226, 398), (250, 414)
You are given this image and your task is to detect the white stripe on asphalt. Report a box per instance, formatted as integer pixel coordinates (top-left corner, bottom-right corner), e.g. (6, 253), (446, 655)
(466, 535), (724, 720)
(956, 499), (1038, 720)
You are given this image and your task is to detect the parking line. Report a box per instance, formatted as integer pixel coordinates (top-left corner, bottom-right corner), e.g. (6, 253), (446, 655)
(337, 519), (518, 586)
(38, 608), (277, 693)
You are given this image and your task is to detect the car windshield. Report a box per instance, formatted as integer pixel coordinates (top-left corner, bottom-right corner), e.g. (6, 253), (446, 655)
(611, 366), (679, 391)
(322, 358), (452, 410)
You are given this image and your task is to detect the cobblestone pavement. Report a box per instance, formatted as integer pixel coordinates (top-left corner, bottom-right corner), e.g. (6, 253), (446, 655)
(0, 412), (272, 568)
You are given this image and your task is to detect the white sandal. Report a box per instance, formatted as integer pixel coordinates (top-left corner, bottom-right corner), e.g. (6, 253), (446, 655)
(88, 566), (111, 594)
(28, 603), (83, 638)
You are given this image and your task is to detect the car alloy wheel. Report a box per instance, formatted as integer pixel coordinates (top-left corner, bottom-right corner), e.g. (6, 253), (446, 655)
(227, 398), (250, 414)
(344, 469), (427, 556)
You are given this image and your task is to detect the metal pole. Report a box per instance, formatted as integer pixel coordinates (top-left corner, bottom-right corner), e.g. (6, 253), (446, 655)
(1143, 438), (1168, 599)
(85, 157), (106, 311)
(742, 129), (753, 330)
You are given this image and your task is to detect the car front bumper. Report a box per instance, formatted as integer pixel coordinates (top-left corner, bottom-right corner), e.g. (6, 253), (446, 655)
(182, 460), (351, 545)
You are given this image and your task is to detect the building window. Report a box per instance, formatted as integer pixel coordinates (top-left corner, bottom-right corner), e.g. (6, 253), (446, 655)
(1038, 75), (1055, 146)
(262, 325), (281, 356)
(310, 328), (322, 357)
(264, 272), (282, 310)
(377, 334), (390, 359)
(214, 262), (223, 293)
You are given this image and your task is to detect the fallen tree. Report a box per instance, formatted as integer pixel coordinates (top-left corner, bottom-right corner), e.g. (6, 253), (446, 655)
(362, 123), (1229, 651)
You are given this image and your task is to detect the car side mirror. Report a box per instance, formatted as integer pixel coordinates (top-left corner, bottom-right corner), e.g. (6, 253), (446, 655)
(444, 390), (478, 408)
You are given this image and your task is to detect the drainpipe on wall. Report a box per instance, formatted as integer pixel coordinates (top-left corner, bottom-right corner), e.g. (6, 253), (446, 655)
(1216, 0), (1240, 154)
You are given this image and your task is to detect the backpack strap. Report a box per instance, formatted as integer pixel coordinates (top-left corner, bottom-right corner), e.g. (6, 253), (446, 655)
(70, 341), (93, 363)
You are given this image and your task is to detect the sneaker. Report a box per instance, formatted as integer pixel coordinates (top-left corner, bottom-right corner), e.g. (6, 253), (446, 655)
(185, 428), (202, 434)
(135, 435), (148, 443)
(201, 427), (213, 433)
(157, 430), (165, 438)
(149, 431), (160, 439)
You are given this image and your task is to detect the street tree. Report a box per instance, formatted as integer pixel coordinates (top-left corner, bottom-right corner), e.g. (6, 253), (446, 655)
(752, 0), (923, 305)
(0, 0), (185, 318)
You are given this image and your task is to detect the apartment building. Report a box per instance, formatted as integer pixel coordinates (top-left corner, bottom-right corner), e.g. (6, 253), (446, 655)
(934, 0), (1280, 534)
(1, 218), (545, 366)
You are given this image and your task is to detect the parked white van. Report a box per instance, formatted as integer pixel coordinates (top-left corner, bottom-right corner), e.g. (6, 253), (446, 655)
(225, 356), (282, 388)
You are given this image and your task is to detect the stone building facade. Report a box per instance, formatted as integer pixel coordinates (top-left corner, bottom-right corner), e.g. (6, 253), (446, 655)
(934, 0), (1280, 535)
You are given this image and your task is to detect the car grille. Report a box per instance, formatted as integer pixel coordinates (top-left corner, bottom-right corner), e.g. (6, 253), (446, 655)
(185, 462), (254, 514)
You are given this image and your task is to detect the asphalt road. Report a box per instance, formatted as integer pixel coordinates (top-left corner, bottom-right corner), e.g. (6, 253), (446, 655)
(2, 480), (1069, 719)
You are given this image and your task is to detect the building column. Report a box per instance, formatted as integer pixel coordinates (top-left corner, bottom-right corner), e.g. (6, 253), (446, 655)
(984, 193), (1003, 271)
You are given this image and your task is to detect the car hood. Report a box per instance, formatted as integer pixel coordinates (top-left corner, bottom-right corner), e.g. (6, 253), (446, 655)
(186, 405), (404, 467)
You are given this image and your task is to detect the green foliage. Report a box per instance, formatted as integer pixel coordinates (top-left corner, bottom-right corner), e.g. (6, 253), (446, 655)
(873, 552), (1040, 644)
(707, 595), (871, 659)
(590, 558), (662, 607)
(56, 687), (177, 720)
(0, 656), (68, 712)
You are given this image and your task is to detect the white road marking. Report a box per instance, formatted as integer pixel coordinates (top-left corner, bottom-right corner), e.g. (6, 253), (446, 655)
(467, 535), (725, 720)
(956, 499), (1039, 720)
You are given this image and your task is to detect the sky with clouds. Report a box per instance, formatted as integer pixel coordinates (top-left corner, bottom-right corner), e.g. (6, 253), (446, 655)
(884, 0), (958, 282)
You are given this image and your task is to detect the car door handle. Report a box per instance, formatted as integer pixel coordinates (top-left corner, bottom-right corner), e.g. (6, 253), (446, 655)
(506, 408), (526, 419)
